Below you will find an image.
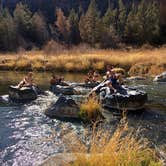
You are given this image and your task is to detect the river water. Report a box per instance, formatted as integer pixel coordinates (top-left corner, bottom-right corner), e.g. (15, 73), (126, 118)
(0, 71), (166, 166)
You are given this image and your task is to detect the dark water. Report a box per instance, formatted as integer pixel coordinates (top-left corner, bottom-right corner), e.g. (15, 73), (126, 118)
(0, 71), (166, 166)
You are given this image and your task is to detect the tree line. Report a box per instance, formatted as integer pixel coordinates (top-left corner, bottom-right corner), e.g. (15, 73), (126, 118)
(0, 0), (164, 51)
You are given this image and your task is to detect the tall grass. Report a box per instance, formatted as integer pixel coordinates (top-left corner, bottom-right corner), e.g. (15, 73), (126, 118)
(0, 47), (165, 75)
(79, 99), (102, 122)
(66, 124), (162, 166)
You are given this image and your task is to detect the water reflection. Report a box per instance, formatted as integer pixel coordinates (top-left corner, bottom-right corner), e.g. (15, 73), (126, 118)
(0, 71), (85, 95)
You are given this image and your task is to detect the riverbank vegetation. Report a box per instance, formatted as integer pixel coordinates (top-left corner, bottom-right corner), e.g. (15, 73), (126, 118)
(61, 124), (162, 166)
(79, 99), (102, 122)
(0, 46), (165, 76)
(0, 0), (165, 52)
(0, 0), (165, 75)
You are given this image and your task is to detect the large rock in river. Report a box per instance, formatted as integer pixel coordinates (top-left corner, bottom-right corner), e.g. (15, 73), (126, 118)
(100, 86), (148, 111)
(45, 96), (80, 120)
(153, 72), (166, 82)
(9, 86), (41, 102)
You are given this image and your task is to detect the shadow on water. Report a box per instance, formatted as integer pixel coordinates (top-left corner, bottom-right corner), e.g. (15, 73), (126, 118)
(0, 71), (166, 165)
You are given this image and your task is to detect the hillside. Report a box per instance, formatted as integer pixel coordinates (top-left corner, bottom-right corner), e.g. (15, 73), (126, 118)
(0, 0), (165, 51)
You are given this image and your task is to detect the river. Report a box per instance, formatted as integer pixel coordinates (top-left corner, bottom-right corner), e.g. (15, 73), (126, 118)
(0, 71), (166, 166)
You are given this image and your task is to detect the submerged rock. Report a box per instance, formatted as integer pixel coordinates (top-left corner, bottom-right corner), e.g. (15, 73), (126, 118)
(45, 96), (80, 120)
(9, 86), (41, 102)
(153, 72), (166, 82)
(101, 86), (148, 110)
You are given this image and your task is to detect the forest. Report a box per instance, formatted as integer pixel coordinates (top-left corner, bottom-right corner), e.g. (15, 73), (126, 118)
(0, 0), (165, 51)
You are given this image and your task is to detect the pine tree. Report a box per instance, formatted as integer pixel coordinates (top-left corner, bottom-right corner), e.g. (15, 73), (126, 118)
(136, 0), (160, 43)
(117, 0), (127, 37)
(0, 9), (17, 51)
(68, 9), (80, 44)
(31, 12), (49, 46)
(13, 3), (33, 40)
(79, 0), (101, 46)
(144, 1), (160, 42)
(124, 3), (140, 43)
(101, 4), (118, 48)
(103, 5), (117, 28)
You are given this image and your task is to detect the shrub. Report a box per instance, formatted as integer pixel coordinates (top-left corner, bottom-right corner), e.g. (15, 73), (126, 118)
(79, 99), (102, 122)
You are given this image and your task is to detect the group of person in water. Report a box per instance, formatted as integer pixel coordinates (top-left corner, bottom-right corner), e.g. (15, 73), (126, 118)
(17, 65), (122, 94)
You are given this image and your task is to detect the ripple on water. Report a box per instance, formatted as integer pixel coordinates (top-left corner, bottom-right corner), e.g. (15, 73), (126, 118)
(0, 81), (166, 166)
(0, 92), (84, 166)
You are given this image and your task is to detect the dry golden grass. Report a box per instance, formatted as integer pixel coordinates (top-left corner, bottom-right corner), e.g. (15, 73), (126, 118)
(79, 99), (102, 122)
(0, 47), (165, 75)
(65, 124), (162, 166)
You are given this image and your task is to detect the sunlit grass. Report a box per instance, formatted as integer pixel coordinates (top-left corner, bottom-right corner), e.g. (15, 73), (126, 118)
(79, 99), (102, 122)
(0, 47), (165, 75)
(64, 124), (162, 166)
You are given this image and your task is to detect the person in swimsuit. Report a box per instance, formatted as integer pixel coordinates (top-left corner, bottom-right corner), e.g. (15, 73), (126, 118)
(18, 72), (35, 88)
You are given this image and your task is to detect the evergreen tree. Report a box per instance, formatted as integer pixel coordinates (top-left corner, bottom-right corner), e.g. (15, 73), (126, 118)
(13, 3), (33, 41)
(101, 4), (118, 48)
(136, 0), (160, 43)
(79, 0), (101, 46)
(31, 12), (49, 46)
(124, 3), (140, 43)
(103, 5), (117, 28)
(68, 9), (80, 44)
(144, 1), (160, 43)
(117, 0), (127, 37)
(0, 9), (17, 51)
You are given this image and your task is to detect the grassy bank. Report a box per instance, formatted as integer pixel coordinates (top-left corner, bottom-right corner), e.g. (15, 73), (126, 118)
(71, 127), (162, 166)
(0, 47), (165, 76)
(42, 124), (163, 166)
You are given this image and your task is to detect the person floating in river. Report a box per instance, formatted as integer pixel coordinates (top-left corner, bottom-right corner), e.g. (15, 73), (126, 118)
(18, 72), (35, 88)
(92, 71), (100, 82)
(50, 74), (69, 91)
(50, 74), (60, 86)
(85, 70), (100, 83)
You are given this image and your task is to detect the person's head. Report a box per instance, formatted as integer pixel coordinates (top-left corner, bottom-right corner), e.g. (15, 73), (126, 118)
(60, 76), (64, 81)
(110, 70), (116, 76)
(94, 71), (99, 76)
(28, 72), (33, 77)
(106, 65), (113, 71)
(88, 70), (94, 75)
(52, 74), (57, 79)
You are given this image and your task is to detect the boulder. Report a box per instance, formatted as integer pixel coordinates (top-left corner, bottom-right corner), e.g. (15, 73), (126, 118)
(9, 86), (41, 102)
(50, 85), (80, 95)
(101, 86), (148, 111)
(45, 96), (80, 120)
(153, 72), (166, 82)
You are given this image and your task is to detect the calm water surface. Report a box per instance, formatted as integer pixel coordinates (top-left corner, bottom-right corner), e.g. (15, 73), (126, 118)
(0, 71), (166, 166)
